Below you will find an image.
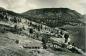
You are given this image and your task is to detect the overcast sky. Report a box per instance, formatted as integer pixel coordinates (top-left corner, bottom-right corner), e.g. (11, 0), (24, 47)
(0, 0), (86, 14)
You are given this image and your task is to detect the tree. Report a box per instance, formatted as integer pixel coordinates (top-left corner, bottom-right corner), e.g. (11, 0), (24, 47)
(64, 33), (69, 43)
(14, 25), (17, 29)
(42, 34), (50, 49)
(29, 28), (33, 34)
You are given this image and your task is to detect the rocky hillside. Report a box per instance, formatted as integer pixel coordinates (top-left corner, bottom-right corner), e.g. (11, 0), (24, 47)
(0, 7), (85, 56)
(22, 8), (86, 52)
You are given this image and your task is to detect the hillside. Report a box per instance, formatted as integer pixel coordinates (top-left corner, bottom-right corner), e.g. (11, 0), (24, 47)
(0, 7), (85, 56)
(22, 8), (86, 52)
(23, 8), (84, 27)
(81, 15), (86, 23)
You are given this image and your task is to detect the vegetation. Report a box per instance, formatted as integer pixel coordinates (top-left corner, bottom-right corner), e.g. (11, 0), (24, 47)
(23, 8), (84, 27)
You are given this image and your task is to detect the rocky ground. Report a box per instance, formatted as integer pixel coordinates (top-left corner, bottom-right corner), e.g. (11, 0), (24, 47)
(0, 31), (84, 56)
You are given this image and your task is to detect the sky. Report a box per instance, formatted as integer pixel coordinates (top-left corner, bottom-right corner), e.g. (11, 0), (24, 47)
(0, 0), (86, 14)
